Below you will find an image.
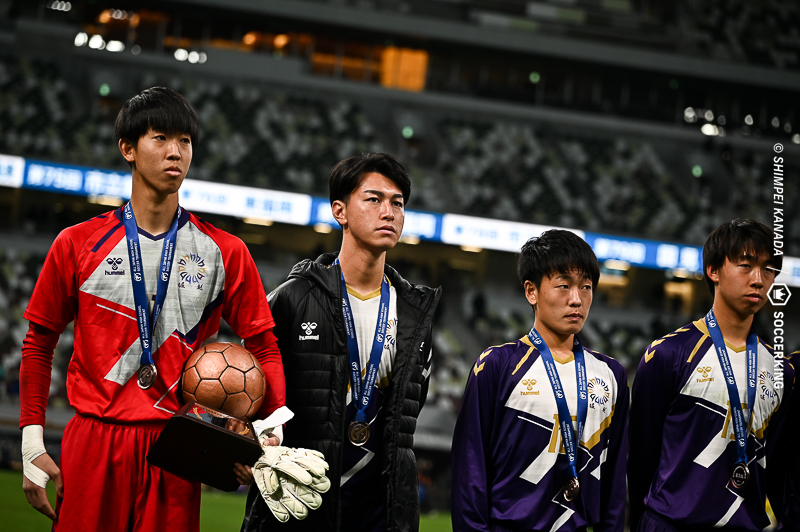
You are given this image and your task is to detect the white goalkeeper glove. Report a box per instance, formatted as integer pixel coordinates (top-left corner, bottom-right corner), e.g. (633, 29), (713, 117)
(253, 446), (331, 522)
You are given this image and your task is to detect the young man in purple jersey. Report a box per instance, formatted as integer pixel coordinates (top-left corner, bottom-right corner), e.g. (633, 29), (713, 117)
(629, 219), (794, 531)
(451, 229), (628, 532)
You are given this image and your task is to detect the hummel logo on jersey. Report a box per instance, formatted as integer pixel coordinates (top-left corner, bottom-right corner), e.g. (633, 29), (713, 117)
(520, 379), (539, 396)
(696, 366), (714, 383)
(105, 257), (125, 276)
(300, 322), (319, 341)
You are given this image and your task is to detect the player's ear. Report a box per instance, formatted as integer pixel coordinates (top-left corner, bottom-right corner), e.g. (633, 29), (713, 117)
(524, 280), (538, 307)
(119, 138), (137, 166)
(331, 199), (347, 228)
(706, 263), (721, 285)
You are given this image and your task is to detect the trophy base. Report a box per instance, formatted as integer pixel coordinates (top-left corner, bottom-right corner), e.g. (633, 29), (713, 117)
(147, 401), (262, 492)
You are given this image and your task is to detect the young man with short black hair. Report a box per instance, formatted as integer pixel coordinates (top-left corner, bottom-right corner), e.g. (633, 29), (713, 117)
(20, 87), (286, 531)
(451, 229), (628, 532)
(628, 219), (794, 531)
(242, 153), (441, 532)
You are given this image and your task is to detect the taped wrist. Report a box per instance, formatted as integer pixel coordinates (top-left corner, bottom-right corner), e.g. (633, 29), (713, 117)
(21, 425), (49, 488)
(253, 406), (294, 447)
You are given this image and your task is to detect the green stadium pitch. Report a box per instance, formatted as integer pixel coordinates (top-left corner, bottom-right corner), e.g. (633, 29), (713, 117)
(0, 469), (453, 531)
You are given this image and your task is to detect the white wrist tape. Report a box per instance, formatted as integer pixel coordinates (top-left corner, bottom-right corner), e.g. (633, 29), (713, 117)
(253, 406), (294, 446)
(21, 425), (50, 488)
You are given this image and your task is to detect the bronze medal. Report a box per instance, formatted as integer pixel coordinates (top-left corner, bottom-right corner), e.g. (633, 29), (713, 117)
(731, 462), (749, 489)
(563, 477), (580, 502)
(137, 364), (157, 389)
(348, 421), (370, 446)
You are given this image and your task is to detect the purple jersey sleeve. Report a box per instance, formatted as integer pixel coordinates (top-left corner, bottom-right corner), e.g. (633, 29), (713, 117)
(597, 361), (629, 532)
(451, 347), (499, 532)
(628, 338), (679, 530)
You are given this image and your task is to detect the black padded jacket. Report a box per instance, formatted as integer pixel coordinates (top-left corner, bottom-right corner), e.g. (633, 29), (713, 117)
(241, 252), (441, 532)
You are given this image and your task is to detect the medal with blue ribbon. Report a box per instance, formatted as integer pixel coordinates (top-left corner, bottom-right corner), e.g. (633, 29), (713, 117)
(704, 309), (758, 489)
(528, 327), (588, 502)
(334, 258), (390, 446)
(122, 202), (181, 390)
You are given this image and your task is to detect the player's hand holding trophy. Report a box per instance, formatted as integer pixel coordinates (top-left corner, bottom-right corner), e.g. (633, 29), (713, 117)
(147, 342), (331, 520)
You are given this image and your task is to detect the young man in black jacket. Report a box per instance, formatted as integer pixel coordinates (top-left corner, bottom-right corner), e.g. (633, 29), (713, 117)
(242, 153), (441, 532)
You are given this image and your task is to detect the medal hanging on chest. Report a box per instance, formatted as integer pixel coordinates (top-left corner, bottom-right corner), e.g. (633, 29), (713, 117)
(122, 202), (181, 390)
(334, 258), (390, 446)
(704, 309), (758, 489)
(528, 327), (588, 503)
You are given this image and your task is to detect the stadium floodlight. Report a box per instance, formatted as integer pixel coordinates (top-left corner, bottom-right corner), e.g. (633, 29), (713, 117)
(174, 48), (189, 61)
(683, 107), (696, 123)
(74, 32), (88, 47)
(704, 110), (713, 121)
(106, 40), (125, 53)
(744, 114), (754, 125)
(48, 1), (72, 11)
(88, 34), (105, 50)
(198, 52), (208, 63)
(700, 124), (718, 136)
(400, 235), (420, 245)
(188, 51), (200, 63)
(313, 223), (333, 234)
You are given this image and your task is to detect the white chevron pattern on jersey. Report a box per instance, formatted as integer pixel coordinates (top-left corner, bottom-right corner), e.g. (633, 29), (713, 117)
(79, 222), (226, 385)
(681, 342), (783, 469)
(506, 351), (618, 486)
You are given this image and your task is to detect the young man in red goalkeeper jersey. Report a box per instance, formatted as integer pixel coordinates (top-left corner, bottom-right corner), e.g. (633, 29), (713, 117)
(19, 87), (287, 531)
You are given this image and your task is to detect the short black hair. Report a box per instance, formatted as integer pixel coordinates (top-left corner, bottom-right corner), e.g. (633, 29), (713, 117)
(329, 153), (411, 206)
(702, 219), (782, 295)
(517, 229), (600, 289)
(114, 87), (200, 148)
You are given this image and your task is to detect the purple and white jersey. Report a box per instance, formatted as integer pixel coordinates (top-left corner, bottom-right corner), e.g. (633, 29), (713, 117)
(451, 335), (628, 532)
(628, 320), (794, 531)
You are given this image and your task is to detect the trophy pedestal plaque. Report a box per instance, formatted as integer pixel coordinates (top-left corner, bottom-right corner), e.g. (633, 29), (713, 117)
(147, 401), (262, 492)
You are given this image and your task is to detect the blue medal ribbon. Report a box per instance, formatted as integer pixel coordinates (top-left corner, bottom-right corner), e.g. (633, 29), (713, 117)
(528, 327), (588, 482)
(704, 309), (758, 469)
(122, 202), (181, 388)
(334, 258), (390, 424)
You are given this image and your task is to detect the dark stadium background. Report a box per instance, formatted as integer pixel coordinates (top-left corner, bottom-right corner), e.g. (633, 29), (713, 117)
(0, 1), (798, 530)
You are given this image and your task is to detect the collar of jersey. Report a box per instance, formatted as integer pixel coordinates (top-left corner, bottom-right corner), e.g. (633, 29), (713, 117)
(693, 319), (749, 352)
(520, 334), (575, 364)
(345, 276), (392, 301)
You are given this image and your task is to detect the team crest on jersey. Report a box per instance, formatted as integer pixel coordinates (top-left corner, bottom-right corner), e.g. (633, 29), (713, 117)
(520, 378), (539, 396)
(383, 318), (397, 350)
(177, 253), (207, 290)
(104, 257), (125, 276)
(587, 377), (610, 411)
(758, 369), (777, 406)
(696, 366), (714, 383)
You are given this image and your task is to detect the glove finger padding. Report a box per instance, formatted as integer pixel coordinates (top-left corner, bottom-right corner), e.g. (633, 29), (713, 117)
(310, 472), (331, 493)
(288, 450), (329, 476)
(276, 477), (311, 520)
(255, 445), (332, 521)
(253, 457), (280, 496)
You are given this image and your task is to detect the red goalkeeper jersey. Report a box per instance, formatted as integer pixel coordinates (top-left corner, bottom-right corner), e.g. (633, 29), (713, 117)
(22, 207), (281, 426)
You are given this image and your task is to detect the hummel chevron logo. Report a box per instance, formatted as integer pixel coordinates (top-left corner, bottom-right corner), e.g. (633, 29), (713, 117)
(299, 322), (319, 341)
